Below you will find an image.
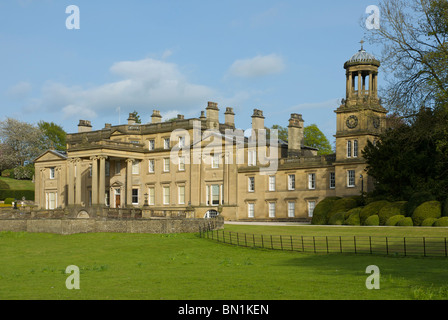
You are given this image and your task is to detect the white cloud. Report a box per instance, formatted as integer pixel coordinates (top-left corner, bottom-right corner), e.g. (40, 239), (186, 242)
(228, 54), (285, 78)
(28, 57), (216, 120)
(6, 81), (32, 98)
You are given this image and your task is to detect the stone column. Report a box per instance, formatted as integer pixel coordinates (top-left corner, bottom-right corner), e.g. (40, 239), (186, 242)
(39, 168), (46, 209)
(98, 156), (107, 206)
(347, 72), (352, 98)
(126, 159), (134, 207)
(91, 156), (99, 205)
(369, 71), (373, 96)
(357, 71), (362, 98)
(75, 158), (82, 205)
(68, 159), (75, 206)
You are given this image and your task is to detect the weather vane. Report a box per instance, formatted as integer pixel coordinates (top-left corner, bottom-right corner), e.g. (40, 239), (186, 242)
(360, 40), (365, 50)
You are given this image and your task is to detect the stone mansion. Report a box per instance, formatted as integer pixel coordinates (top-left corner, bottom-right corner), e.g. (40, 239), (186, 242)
(34, 46), (387, 221)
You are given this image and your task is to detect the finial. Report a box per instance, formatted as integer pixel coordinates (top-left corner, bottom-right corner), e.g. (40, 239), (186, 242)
(360, 39), (365, 51)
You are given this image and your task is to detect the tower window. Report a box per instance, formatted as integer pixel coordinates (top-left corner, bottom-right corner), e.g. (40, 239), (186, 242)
(347, 140), (352, 158)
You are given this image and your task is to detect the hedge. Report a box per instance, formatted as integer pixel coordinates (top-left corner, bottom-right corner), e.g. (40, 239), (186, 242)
(405, 192), (436, 217)
(0, 190), (34, 201)
(421, 218), (438, 226)
(328, 211), (345, 225)
(385, 215), (405, 226)
(345, 211), (361, 226)
(364, 215), (379, 226)
(4, 198), (14, 205)
(396, 217), (414, 226)
(378, 201), (407, 226)
(310, 197), (341, 225)
(434, 217), (448, 227)
(411, 201), (442, 226)
(326, 198), (358, 220)
(359, 200), (390, 225)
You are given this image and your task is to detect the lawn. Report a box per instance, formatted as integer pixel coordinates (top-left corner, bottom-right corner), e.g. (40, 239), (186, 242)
(0, 177), (34, 190)
(1, 224), (448, 300)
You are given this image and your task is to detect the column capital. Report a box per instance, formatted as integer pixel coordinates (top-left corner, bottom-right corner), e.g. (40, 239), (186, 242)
(90, 156), (100, 161)
(125, 158), (135, 163)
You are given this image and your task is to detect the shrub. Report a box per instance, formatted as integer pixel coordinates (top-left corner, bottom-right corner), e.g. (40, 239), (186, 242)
(405, 192), (436, 217)
(4, 198), (14, 205)
(434, 217), (448, 227)
(328, 211), (345, 225)
(13, 165), (34, 180)
(443, 197), (448, 217)
(397, 217), (414, 226)
(344, 211), (361, 226)
(421, 218), (438, 226)
(411, 201), (442, 226)
(378, 201), (407, 225)
(359, 200), (390, 225)
(327, 198), (358, 221)
(364, 215), (379, 226)
(344, 207), (362, 220)
(311, 197), (341, 225)
(0, 190), (35, 201)
(385, 215), (405, 226)
(1, 169), (15, 179)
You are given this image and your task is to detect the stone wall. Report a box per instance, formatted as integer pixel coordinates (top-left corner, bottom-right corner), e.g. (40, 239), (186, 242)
(0, 216), (224, 235)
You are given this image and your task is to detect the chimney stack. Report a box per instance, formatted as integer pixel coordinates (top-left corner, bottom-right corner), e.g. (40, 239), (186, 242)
(251, 109), (265, 132)
(287, 113), (304, 157)
(206, 101), (219, 129)
(151, 110), (162, 123)
(128, 113), (137, 125)
(224, 107), (235, 128)
(78, 120), (92, 133)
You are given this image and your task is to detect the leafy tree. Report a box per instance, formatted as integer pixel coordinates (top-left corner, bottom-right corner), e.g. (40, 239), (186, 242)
(270, 125), (288, 141)
(130, 110), (142, 124)
(363, 107), (448, 200)
(303, 124), (333, 155)
(38, 121), (67, 151)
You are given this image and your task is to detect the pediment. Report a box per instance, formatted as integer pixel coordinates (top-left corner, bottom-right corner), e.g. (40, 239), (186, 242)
(34, 150), (67, 163)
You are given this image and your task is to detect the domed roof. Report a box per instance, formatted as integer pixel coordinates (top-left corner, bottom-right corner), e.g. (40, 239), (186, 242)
(348, 49), (377, 63)
(344, 43), (380, 68)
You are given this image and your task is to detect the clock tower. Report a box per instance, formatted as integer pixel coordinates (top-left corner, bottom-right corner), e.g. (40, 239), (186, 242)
(335, 42), (387, 162)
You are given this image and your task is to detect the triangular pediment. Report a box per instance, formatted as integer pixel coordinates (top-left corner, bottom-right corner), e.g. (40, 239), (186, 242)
(33, 150), (67, 163)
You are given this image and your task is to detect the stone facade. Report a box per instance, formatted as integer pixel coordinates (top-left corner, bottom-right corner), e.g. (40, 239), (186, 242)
(33, 47), (387, 221)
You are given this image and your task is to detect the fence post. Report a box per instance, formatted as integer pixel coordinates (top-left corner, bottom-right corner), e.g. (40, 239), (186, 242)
(423, 237), (426, 257)
(290, 236), (293, 251)
(326, 236), (329, 254)
(404, 237), (407, 256)
(354, 236), (357, 254)
(245, 233), (247, 247)
(280, 235), (283, 250)
(339, 236), (342, 253)
(261, 234), (264, 248)
(301, 236), (304, 252)
(445, 238), (447, 257)
(369, 236), (372, 254)
(386, 237), (389, 255)
(270, 235), (273, 249)
(236, 232), (239, 246)
(313, 236), (316, 253)
(253, 234), (255, 247)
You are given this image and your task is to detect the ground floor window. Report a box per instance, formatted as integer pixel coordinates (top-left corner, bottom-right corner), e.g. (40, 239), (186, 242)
(308, 201), (316, 217)
(46, 192), (57, 210)
(268, 202), (276, 218)
(132, 188), (139, 205)
(347, 170), (356, 187)
(288, 201), (295, 218)
(248, 203), (255, 218)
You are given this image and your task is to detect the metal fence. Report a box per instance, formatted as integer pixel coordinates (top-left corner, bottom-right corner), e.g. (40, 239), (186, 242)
(198, 228), (448, 257)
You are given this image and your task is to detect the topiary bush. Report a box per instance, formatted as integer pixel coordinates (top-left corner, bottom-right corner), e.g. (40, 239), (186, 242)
(326, 198), (358, 221)
(359, 200), (390, 225)
(396, 217), (414, 226)
(433, 217), (448, 227)
(311, 197), (341, 225)
(404, 192), (436, 217)
(411, 201), (442, 226)
(443, 197), (448, 217)
(344, 211), (361, 226)
(344, 207), (362, 220)
(385, 215), (405, 226)
(421, 218), (438, 226)
(378, 201), (407, 226)
(4, 198), (14, 205)
(328, 211), (345, 225)
(364, 215), (379, 226)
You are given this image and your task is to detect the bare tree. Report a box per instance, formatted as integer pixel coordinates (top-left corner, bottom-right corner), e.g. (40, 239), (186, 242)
(364, 0), (448, 116)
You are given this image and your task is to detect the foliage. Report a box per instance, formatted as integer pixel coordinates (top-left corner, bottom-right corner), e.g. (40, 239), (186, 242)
(359, 201), (390, 225)
(397, 217), (414, 227)
(344, 211), (361, 226)
(3, 198), (14, 205)
(421, 218), (438, 227)
(270, 125), (288, 142)
(378, 201), (407, 225)
(303, 124), (333, 155)
(130, 110), (142, 124)
(364, 215), (380, 226)
(327, 198), (358, 220)
(328, 211), (345, 225)
(433, 217), (448, 227)
(405, 192), (437, 217)
(0, 190), (34, 201)
(13, 164), (35, 180)
(310, 197), (341, 225)
(363, 108), (448, 201)
(38, 121), (67, 151)
(385, 215), (405, 226)
(412, 201), (442, 226)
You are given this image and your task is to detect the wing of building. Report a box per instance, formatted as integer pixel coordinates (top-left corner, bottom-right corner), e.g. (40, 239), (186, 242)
(34, 46), (387, 221)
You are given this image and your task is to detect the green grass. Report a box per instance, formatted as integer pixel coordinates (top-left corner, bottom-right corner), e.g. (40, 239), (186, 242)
(0, 177), (34, 191)
(1, 225), (448, 300)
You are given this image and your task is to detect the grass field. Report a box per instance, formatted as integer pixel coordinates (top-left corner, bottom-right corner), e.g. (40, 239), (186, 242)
(0, 224), (447, 300)
(0, 177), (34, 190)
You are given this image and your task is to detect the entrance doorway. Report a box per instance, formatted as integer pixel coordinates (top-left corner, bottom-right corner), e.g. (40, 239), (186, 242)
(115, 188), (121, 208)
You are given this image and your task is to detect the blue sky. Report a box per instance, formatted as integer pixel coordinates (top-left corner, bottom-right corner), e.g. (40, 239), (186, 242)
(0, 0), (383, 146)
